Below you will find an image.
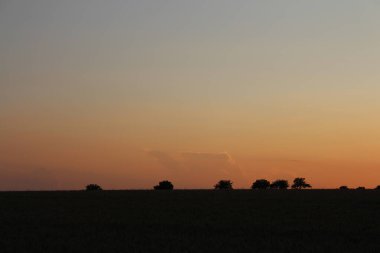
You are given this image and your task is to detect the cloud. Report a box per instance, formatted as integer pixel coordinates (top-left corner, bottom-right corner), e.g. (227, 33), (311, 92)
(252, 158), (304, 163)
(146, 150), (179, 171)
(180, 151), (239, 175)
(181, 152), (236, 164)
(145, 150), (245, 187)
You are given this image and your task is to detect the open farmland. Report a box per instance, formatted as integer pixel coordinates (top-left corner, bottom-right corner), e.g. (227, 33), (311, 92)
(0, 190), (379, 252)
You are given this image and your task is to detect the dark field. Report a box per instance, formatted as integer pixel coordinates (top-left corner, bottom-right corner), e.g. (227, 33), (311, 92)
(0, 190), (379, 253)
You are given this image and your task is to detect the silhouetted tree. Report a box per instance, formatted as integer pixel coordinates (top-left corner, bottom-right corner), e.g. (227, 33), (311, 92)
(154, 180), (174, 190)
(356, 186), (365, 190)
(251, 179), (270, 189)
(291, 178), (311, 189)
(214, 180), (233, 190)
(339, 186), (349, 190)
(270, 180), (289, 189)
(86, 184), (103, 191)
(375, 185), (380, 190)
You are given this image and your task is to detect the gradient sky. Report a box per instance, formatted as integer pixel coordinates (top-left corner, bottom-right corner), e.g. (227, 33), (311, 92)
(1, 0), (380, 190)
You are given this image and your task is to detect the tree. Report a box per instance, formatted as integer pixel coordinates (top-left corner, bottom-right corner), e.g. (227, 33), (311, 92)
(270, 180), (289, 189)
(154, 180), (174, 190)
(291, 178), (311, 189)
(251, 179), (270, 189)
(214, 180), (233, 190)
(375, 185), (380, 190)
(85, 184), (103, 191)
(339, 186), (349, 190)
(356, 186), (365, 190)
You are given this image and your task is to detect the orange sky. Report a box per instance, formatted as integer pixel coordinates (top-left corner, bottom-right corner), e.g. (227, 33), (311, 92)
(1, 1), (380, 190)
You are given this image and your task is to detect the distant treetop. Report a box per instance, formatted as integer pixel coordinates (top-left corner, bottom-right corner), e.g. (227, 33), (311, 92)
(291, 178), (311, 189)
(251, 179), (270, 189)
(154, 180), (174, 190)
(270, 180), (289, 190)
(214, 180), (233, 190)
(85, 184), (103, 191)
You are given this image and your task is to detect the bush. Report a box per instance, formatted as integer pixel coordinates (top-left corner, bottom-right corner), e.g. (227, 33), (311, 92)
(85, 184), (103, 191)
(270, 180), (289, 189)
(356, 186), (365, 190)
(375, 185), (380, 190)
(154, 180), (174, 190)
(251, 179), (270, 189)
(214, 180), (233, 190)
(339, 186), (349, 190)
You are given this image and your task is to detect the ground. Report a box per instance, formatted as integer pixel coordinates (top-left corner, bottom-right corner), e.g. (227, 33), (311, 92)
(0, 190), (379, 252)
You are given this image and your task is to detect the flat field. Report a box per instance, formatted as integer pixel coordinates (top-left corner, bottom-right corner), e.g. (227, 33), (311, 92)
(0, 190), (379, 252)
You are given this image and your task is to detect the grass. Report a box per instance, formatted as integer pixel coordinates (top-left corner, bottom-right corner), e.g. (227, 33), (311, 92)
(0, 190), (379, 252)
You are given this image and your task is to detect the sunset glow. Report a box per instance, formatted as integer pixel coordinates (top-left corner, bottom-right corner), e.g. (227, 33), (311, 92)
(1, 1), (380, 190)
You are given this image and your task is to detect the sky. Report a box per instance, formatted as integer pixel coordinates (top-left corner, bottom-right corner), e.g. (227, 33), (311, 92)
(1, 0), (380, 190)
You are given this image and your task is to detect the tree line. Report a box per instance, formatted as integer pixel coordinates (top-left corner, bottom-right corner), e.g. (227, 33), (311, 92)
(85, 178), (380, 191)
(215, 178), (310, 190)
